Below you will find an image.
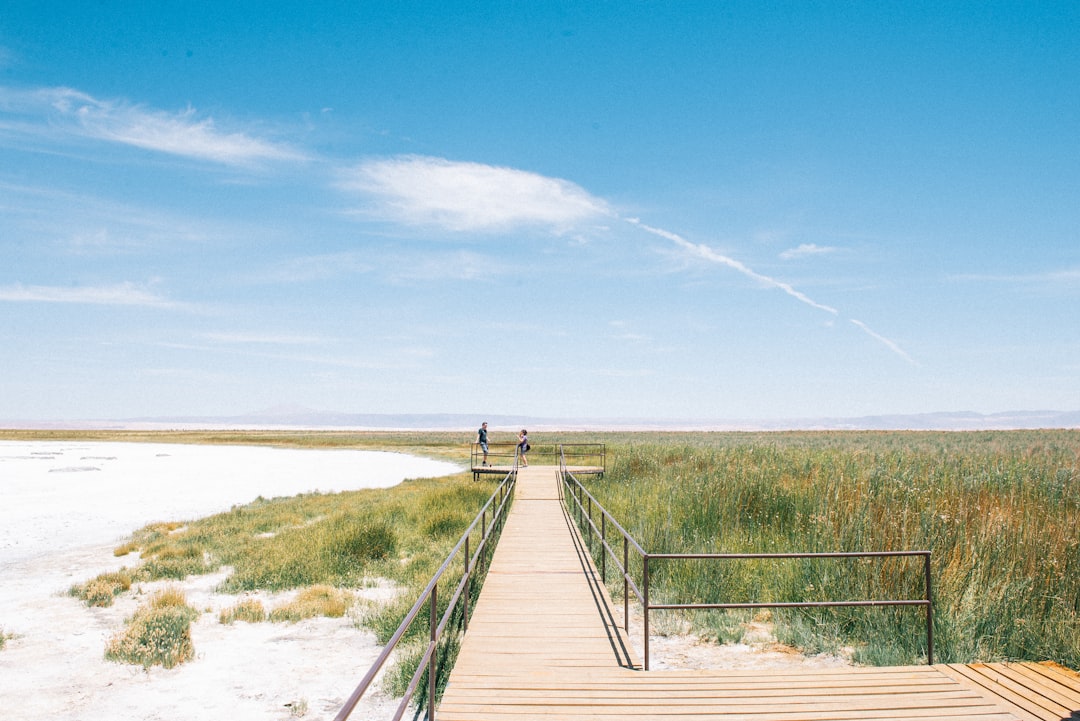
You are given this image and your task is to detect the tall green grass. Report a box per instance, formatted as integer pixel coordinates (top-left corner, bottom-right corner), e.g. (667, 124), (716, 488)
(580, 431), (1079, 667)
(114, 475), (494, 600)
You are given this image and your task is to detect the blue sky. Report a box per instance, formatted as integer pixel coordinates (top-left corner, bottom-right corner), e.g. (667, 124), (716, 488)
(1, 1), (1078, 422)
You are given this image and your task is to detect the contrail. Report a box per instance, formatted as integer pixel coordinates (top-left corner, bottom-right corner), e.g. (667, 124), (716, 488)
(627, 218), (839, 315)
(626, 217), (918, 365)
(850, 319), (919, 366)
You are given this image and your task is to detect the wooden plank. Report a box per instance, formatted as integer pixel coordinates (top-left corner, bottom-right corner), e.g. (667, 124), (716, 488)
(1006, 662), (1080, 707)
(938, 664), (1057, 721)
(968, 663), (1073, 720)
(989, 663), (1080, 711)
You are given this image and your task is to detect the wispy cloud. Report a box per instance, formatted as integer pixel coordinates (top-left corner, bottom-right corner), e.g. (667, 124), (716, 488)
(0, 281), (185, 308)
(0, 181), (225, 252)
(950, 268), (1080, 284)
(383, 249), (502, 283)
(337, 155), (611, 232)
(202, 332), (328, 345)
(608, 320), (650, 343)
(246, 251), (376, 284)
(0, 86), (305, 166)
(158, 340), (417, 370)
(780, 243), (838, 260)
(627, 218), (840, 315)
(246, 248), (500, 285)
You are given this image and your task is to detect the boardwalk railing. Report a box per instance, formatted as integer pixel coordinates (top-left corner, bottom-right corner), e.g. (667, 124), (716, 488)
(558, 452), (935, 670)
(334, 467), (517, 721)
(469, 441), (519, 470)
(471, 442), (604, 480)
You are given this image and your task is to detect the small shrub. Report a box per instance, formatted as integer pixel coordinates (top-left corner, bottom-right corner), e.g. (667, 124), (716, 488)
(105, 587), (199, 669)
(219, 598), (266, 624)
(269, 585), (353, 623)
(113, 541), (139, 557)
(422, 510), (467, 539)
(70, 569), (133, 607)
(324, 517), (397, 569)
(137, 544), (208, 580)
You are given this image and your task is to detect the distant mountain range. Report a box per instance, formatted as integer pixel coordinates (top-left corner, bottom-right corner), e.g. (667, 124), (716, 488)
(4, 405), (1079, 432)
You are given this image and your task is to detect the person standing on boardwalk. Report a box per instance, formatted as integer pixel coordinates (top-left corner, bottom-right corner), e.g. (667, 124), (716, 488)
(517, 429), (530, 467)
(476, 422), (489, 466)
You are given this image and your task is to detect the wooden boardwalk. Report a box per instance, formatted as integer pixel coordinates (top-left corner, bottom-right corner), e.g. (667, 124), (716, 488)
(438, 466), (1080, 721)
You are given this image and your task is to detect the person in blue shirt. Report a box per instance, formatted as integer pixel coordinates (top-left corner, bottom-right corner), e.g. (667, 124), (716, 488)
(517, 429), (530, 467)
(476, 422), (489, 466)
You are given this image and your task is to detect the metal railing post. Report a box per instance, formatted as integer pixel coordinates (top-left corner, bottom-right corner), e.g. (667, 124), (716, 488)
(643, 554), (651, 671)
(577, 483), (582, 526)
(601, 514), (607, 583)
(480, 510), (487, 575)
(463, 536), (470, 632)
(587, 495), (593, 545)
(924, 552), (934, 665)
(428, 584), (437, 721)
(623, 536), (629, 632)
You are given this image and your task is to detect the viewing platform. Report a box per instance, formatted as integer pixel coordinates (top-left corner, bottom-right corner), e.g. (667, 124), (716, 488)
(471, 442), (604, 481)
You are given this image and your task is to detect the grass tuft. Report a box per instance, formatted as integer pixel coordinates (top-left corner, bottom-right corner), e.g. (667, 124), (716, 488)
(104, 586), (200, 668)
(69, 569), (133, 607)
(269, 585), (353, 622)
(113, 540), (139, 557)
(219, 598), (267, 624)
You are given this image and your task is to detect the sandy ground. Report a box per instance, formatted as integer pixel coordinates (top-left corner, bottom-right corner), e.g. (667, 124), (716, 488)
(1, 441), (849, 720)
(0, 441), (457, 721)
(624, 604), (853, 672)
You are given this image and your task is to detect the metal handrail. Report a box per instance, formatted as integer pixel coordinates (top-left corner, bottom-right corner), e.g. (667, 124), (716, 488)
(473, 442), (604, 472)
(334, 468), (516, 721)
(557, 455), (934, 669)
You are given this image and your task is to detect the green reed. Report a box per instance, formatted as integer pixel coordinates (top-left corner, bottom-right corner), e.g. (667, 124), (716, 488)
(582, 431), (1080, 667)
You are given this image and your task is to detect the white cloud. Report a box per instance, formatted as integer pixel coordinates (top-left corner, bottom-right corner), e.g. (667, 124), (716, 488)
(0, 281), (183, 308)
(338, 155), (612, 232)
(780, 243), (838, 260)
(0, 86), (305, 165)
